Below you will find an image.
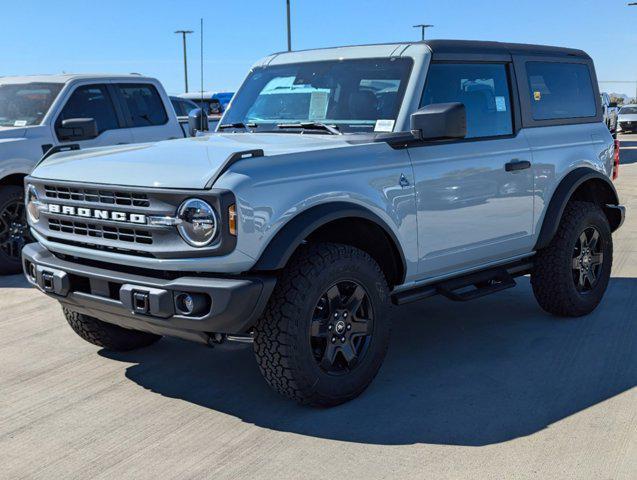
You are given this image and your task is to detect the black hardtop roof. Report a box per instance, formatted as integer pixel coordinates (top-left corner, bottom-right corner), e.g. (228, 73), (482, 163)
(270, 39), (590, 60)
(424, 39), (590, 59)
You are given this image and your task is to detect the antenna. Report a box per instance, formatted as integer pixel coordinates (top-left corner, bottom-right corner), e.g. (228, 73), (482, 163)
(200, 17), (204, 132)
(286, 0), (292, 51)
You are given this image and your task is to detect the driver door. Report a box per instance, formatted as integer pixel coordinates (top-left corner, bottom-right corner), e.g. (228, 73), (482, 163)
(53, 83), (133, 148)
(409, 62), (535, 279)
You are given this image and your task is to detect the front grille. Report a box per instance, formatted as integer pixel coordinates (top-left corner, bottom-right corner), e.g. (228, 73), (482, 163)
(44, 185), (150, 207)
(49, 218), (153, 245)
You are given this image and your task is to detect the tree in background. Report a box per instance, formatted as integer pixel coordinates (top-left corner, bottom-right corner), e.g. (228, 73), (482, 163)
(610, 95), (627, 106)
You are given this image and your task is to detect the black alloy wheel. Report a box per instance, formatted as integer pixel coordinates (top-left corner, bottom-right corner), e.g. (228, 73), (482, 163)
(571, 226), (604, 293)
(0, 190), (33, 264)
(310, 280), (374, 375)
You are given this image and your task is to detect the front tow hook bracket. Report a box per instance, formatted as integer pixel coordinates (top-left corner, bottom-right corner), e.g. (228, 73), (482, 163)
(132, 291), (150, 314)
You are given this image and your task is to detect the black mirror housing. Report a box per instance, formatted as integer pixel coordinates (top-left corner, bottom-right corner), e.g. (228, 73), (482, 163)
(188, 108), (209, 136)
(410, 102), (467, 140)
(56, 118), (98, 141)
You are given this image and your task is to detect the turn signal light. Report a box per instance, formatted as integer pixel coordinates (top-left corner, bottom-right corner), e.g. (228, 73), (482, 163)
(228, 204), (237, 236)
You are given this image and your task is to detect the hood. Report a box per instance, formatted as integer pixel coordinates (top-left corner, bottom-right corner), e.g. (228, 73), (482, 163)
(0, 126), (27, 140)
(30, 133), (359, 189)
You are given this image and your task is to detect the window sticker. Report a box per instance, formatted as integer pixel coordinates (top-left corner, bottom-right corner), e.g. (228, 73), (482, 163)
(374, 119), (395, 132)
(495, 96), (507, 112)
(534, 91), (542, 102)
(14, 120), (27, 127)
(308, 91), (329, 120)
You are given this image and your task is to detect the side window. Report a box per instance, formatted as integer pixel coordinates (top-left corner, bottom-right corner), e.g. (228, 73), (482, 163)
(116, 84), (168, 127)
(170, 98), (183, 116)
(526, 62), (596, 121)
(56, 84), (119, 135)
(421, 63), (513, 138)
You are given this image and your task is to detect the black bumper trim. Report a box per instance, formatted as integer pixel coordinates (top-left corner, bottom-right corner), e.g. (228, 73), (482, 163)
(22, 243), (276, 338)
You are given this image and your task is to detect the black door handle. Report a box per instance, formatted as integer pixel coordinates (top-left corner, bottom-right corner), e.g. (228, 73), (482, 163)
(505, 160), (531, 172)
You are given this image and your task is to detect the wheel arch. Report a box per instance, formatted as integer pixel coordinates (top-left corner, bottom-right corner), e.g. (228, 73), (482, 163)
(535, 167), (621, 250)
(0, 172), (28, 186)
(251, 202), (407, 287)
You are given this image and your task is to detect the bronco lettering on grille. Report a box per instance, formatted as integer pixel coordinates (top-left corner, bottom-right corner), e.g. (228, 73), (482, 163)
(47, 204), (147, 224)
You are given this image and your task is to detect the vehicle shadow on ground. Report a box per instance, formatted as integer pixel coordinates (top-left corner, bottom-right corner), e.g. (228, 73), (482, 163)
(100, 276), (637, 446)
(0, 274), (30, 289)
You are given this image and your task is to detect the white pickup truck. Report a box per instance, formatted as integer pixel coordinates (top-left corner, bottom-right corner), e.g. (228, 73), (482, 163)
(0, 74), (187, 273)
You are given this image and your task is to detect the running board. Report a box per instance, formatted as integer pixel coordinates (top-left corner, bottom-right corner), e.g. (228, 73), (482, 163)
(436, 269), (515, 301)
(392, 260), (533, 306)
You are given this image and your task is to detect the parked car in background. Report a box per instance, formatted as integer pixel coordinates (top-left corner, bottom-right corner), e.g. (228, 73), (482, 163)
(178, 91), (234, 127)
(169, 95), (199, 131)
(600, 92), (618, 134)
(0, 74), (186, 274)
(617, 104), (637, 133)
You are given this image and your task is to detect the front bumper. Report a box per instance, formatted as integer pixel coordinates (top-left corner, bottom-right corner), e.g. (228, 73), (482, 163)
(22, 243), (276, 344)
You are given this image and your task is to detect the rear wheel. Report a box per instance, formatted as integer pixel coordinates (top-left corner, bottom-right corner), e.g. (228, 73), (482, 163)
(0, 185), (30, 275)
(531, 201), (613, 317)
(253, 243), (391, 407)
(63, 308), (162, 351)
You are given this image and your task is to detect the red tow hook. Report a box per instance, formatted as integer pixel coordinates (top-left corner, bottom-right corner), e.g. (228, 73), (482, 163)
(613, 139), (620, 181)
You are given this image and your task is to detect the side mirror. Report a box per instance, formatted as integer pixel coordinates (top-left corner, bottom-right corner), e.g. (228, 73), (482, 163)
(410, 102), (466, 141)
(609, 102), (618, 108)
(188, 108), (209, 136)
(56, 118), (98, 141)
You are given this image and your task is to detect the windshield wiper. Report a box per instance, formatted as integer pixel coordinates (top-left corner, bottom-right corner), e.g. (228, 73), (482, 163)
(276, 122), (341, 135)
(218, 122), (258, 131)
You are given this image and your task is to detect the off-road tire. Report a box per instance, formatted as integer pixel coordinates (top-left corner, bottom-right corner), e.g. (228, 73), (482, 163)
(253, 243), (391, 407)
(0, 185), (27, 275)
(531, 201), (613, 317)
(63, 307), (161, 351)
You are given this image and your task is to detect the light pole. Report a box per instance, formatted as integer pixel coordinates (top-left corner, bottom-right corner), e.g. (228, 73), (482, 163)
(413, 24), (434, 41)
(286, 0), (292, 51)
(629, 4), (637, 100)
(175, 29), (193, 93)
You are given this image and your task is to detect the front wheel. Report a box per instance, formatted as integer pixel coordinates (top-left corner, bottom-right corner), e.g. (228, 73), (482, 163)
(63, 308), (162, 351)
(253, 243), (391, 407)
(0, 185), (31, 275)
(531, 201), (613, 317)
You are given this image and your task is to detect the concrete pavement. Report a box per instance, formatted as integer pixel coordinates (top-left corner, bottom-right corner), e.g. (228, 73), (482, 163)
(0, 136), (635, 479)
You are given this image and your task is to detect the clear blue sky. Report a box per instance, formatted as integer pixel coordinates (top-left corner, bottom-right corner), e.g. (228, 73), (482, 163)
(2, 0), (636, 97)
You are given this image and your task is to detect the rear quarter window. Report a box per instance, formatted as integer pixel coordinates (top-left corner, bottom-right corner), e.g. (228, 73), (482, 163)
(526, 62), (596, 121)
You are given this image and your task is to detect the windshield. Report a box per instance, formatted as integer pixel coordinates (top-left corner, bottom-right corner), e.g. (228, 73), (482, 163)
(619, 106), (637, 115)
(222, 58), (413, 133)
(0, 82), (63, 127)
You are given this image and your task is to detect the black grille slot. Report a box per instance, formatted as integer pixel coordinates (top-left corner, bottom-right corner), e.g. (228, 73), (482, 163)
(44, 185), (150, 207)
(49, 219), (153, 245)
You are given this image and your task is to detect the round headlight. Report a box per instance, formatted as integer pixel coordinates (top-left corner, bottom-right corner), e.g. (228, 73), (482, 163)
(26, 184), (42, 223)
(177, 198), (217, 247)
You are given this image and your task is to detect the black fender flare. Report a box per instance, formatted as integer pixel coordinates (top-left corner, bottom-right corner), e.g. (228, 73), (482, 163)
(535, 167), (621, 250)
(252, 202), (407, 281)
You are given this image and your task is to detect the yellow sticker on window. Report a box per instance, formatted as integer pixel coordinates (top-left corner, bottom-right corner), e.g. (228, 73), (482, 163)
(534, 91), (542, 101)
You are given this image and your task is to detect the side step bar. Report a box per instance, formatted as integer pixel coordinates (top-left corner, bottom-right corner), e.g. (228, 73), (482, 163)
(392, 260), (533, 306)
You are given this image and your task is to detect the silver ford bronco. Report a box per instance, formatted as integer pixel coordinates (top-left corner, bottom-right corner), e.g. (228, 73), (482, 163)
(22, 41), (625, 406)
